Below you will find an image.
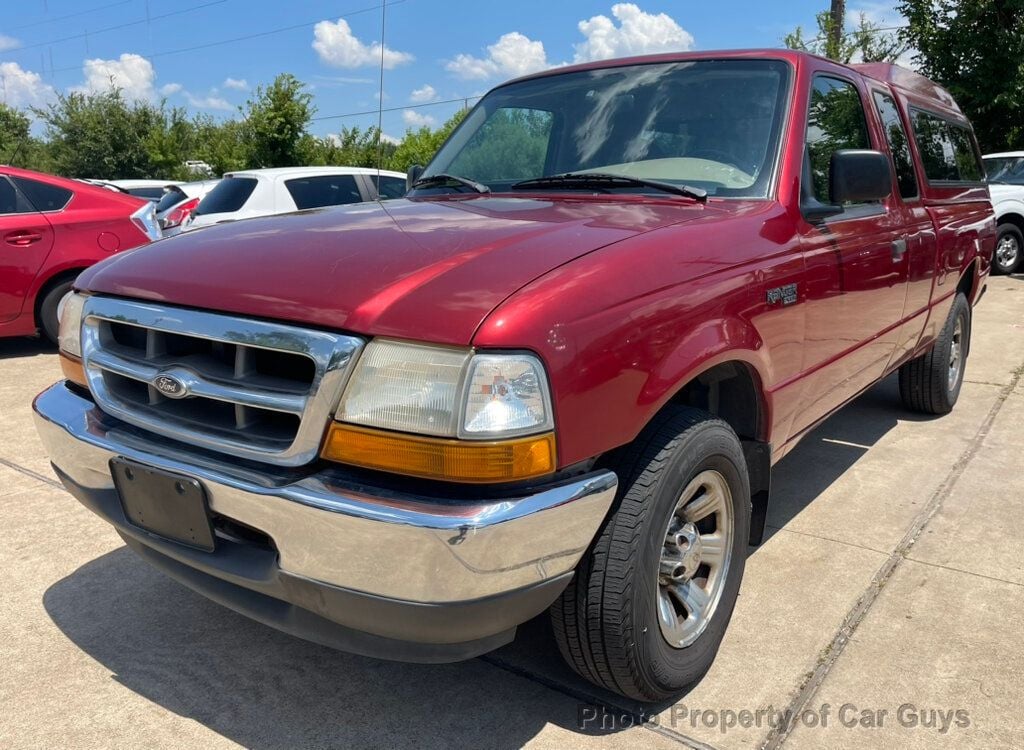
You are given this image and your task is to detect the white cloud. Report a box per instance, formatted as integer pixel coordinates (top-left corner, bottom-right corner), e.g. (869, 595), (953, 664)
(0, 61), (54, 108)
(402, 109), (436, 128)
(446, 31), (551, 80)
(0, 34), (20, 52)
(185, 91), (233, 110)
(160, 82), (183, 96)
(223, 77), (249, 91)
(313, 18), (413, 69)
(574, 3), (694, 62)
(410, 84), (438, 103)
(77, 53), (156, 101)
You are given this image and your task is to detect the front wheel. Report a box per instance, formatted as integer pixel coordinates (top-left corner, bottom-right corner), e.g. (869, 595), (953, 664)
(38, 279), (75, 346)
(898, 292), (970, 415)
(550, 406), (750, 702)
(993, 224), (1022, 275)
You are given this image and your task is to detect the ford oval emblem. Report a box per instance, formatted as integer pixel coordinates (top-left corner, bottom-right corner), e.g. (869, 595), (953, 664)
(153, 373), (188, 399)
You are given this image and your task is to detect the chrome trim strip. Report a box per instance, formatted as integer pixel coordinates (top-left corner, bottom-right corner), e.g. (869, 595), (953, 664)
(34, 383), (617, 602)
(80, 296), (364, 466)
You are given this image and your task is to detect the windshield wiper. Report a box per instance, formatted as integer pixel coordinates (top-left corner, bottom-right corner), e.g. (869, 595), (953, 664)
(511, 172), (707, 202)
(412, 173), (490, 194)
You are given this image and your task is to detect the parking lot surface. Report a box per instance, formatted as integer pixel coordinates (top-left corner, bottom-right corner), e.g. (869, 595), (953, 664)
(2, 277), (1022, 750)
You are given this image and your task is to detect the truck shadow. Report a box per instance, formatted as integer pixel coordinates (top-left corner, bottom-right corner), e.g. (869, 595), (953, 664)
(42, 373), (924, 745)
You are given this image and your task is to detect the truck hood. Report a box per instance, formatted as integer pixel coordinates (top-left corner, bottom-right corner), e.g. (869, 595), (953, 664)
(78, 196), (707, 345)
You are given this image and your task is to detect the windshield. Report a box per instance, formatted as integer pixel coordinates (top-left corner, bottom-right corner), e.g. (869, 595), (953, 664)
(418, 59), (791, 199)
(984, 156), (1024, 185)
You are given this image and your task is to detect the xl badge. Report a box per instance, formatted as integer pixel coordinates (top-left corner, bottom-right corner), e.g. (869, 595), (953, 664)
(153, 373), (188, 399)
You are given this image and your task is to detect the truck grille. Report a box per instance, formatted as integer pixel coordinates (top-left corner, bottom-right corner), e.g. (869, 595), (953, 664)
(80, 297), (363, 466)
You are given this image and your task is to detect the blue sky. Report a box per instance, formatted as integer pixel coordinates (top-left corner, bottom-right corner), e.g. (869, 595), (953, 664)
(0, 0), (906, 140)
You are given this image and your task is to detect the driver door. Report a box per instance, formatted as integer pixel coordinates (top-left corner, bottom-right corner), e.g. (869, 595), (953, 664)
(0, 175), (54, 322)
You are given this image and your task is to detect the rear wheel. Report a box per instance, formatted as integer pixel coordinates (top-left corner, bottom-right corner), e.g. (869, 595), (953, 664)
(550, 406), (750, 702)
(38, 279), (75, 346)
(898, 292), (970, 415)
(993, 224), (1022, 275)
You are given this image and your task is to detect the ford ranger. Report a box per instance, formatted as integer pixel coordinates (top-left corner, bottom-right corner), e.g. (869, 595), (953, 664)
(34, 50), (994, 702)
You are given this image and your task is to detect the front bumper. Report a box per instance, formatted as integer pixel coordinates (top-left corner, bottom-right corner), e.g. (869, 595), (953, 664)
(33, 382), (617, 661)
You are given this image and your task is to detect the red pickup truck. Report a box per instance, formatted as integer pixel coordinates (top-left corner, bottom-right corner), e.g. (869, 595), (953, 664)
(34, 50), (993, 702)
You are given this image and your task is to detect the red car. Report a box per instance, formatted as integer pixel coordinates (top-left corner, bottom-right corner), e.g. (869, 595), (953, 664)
(0, 166), (159, 343)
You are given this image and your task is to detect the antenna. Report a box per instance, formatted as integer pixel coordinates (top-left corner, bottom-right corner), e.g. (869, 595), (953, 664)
(374, 0), (387, 198)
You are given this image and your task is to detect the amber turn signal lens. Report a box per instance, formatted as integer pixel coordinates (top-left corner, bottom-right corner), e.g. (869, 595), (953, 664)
(321, 423), (556, 483)
(60, 352), (88, 388)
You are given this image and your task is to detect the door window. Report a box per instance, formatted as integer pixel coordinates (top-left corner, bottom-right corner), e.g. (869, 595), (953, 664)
(806, 76), (872, 204)
(10, 177), (72, 212)
(375, 176), (407, 200)
(0, 178), (33, 214)
(285, 175), (363, 209)
(911, 110), (984, 183)
(872, 92), (918, 199)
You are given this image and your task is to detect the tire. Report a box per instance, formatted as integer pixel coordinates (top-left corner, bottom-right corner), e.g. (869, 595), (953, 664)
(38, 279), (74, 346)
(550, 406), (750, 702)
(993, 224), (1023, 275)
(898, 292), (970, 415)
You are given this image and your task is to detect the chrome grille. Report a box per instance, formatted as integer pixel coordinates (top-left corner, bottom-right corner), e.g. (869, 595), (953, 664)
(81, 297), (363, 466)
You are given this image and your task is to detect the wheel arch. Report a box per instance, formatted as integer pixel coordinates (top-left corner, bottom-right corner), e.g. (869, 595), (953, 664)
(32, 266), (87, 328)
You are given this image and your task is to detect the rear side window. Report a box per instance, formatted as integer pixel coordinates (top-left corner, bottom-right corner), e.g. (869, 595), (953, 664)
(285, 174), (363, 210)
(155, 187), (188, 213)
(806, 76), (872, 203)
(0, 177), (35, 214)
(872, 92), (918, 199)
(911, 110), (984, 183)
(374, 176), (407, 200)
(11, 176), (73, 212)
(195, 177), (257, 215)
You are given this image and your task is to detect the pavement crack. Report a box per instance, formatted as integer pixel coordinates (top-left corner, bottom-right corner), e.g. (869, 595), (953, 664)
(0, 456), (61, 490)
(759, 360), (1024, 750)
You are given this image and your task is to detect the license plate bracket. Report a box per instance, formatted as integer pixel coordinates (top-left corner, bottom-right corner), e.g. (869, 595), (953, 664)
(111, 458), (216, 552)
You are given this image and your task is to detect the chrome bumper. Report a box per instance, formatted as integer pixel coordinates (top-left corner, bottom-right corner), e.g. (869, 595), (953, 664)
(33, 382), (617, 605)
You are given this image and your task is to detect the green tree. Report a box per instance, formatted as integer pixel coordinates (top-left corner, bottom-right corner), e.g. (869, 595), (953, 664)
(35, 89), (162, 178)
(785, 10), (908, 63)
(301, 125), (397, 168)
(389, 109), (468, 172)
(243, 73), (314, 168)
(0, 103), (31, 161)
(899, 0), (1024, 152)
(190, 115), (249, 175)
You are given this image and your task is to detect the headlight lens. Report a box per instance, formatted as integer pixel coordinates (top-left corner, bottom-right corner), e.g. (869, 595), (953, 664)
(57, 292), (87, 358)
(461, 354), (552, 437)
(337, 340), (553, 439)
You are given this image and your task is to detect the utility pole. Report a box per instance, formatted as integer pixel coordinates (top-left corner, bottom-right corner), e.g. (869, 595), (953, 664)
(828, 0), (846, 59)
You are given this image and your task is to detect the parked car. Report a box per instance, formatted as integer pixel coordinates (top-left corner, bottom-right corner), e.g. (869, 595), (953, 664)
(37, 51), (993, 702)
(182, 167), (407, 231)
(183, 160), (214, 178)
(154, 180), (220, 237)
(108, 179), (183, 202)
(0, 166), (160, 344)
(982, 152), (1024, 274)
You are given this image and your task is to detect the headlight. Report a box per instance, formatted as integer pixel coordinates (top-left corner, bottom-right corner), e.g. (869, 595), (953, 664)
(338, 340), (553, 439)
(326, 339), (557, 482)
(57, 292), (87, 358)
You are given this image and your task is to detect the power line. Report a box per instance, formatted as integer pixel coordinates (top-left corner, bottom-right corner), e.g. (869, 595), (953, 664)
(43, 0), (406, 75)
(6, 0), (136, 32)
(312, 95), (481, 123)
(3, 0), (227, 54)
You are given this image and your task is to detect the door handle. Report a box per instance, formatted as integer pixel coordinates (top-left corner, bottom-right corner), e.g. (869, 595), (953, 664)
(891, 239), (908, 261)
(5, 230), (43, 246)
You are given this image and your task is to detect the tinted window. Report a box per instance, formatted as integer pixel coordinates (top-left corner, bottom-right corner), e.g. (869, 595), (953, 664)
(126, 187), (167, 200)
(424, 60), (791, 198)
(912, 111), (983, 183)
(375, 176), (407, 199)
(985, 156), (1024, 185)
(0, 178), (35, 214)
(285, 174), (363, 209)
(195, 177), (257, 215)
(11, 176), (73, 212)
(806, 76), (871, 203)
(155, 187), (188, 213)
(873, 92), (918, 199)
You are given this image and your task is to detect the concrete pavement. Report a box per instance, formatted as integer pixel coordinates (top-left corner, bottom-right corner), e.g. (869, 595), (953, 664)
(1, 277), (1022, 750)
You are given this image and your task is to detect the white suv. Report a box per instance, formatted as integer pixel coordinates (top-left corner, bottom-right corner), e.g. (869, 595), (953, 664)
(183, 166), (407, 232)
(983, 152), (1024, 274)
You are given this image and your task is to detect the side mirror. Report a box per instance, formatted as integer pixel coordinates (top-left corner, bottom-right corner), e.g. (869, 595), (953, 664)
(407, 164), (424, 191)
(830, 149), (892, 204)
